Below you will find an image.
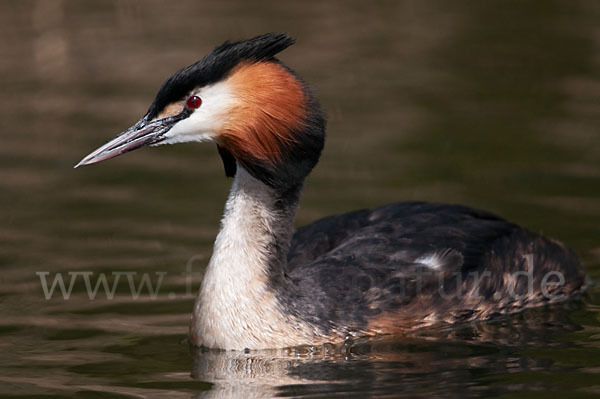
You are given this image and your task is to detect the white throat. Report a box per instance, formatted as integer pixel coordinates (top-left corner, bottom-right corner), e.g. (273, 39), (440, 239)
(189, 167), (316, 349)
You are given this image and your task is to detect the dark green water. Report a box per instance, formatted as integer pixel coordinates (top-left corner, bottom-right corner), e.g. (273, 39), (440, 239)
(1, 1), (599, 398)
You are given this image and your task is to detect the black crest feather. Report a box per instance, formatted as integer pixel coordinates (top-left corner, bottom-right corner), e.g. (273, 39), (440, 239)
(147, 33), (295, 119)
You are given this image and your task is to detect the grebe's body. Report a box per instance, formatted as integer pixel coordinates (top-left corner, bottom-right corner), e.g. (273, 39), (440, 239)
(189, 166), (583, 350)
(77, 34), (585, 350)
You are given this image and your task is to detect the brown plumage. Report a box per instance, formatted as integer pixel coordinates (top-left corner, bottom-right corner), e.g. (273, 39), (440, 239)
(220, 61), (306, 162)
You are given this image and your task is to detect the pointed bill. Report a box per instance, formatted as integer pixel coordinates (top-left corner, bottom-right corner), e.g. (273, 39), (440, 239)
(75, 117), (174, 168)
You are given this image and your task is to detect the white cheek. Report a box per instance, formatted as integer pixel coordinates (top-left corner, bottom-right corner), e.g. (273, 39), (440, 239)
(159, 80), (236, 145)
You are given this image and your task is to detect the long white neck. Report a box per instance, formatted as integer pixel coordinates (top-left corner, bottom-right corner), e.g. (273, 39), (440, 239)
(189, 167), (316, 350)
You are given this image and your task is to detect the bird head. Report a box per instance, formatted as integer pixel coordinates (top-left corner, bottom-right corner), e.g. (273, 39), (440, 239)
(76, 33), (325, 190)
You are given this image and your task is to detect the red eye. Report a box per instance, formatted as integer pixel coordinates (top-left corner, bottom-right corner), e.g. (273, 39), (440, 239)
(186, 96), (202, 109)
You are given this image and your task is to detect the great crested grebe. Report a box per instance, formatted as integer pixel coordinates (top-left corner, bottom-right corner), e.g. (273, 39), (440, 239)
(77, 33), (586, 350)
